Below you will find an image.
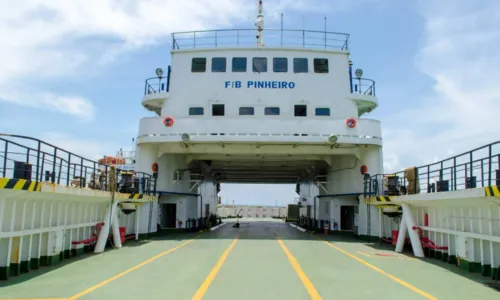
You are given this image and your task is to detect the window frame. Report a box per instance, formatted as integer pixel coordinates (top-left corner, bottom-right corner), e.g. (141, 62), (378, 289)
(191, 57), (206, 72)
(212, 104), (225, 116)
(264, 107), (280, 116)
(232, 57), (247, 72)
(211, 57), (226, 72)
(189, 107), (204, 116)
(315, 107), (330, 116)
(239, 107), (255, 116)
(252, 57), (268, 73)
(273, 57), (288, 73)
(293, 58), (308, 73)
(294, 105), (307, 117)
(313, 58), (329, 73)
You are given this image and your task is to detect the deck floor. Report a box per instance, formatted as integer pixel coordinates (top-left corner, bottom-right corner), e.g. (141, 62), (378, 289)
(1, 219), (499, 300)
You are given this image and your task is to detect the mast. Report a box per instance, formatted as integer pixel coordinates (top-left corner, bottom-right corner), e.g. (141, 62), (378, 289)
(256, 0), (264, 47)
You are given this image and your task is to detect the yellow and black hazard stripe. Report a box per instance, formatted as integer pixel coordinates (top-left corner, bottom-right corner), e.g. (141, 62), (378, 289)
(128, 193), (144, 200)
(365, 195), (393, 203)
(375, 196), (393, 202)
(485, 186), (500, 197)
(0, 178), (42, 192)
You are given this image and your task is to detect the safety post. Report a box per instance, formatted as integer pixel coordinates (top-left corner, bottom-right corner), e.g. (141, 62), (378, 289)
(94, 165), (122, 253)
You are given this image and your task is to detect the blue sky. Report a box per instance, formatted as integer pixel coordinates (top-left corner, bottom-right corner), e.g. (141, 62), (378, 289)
(1, 0), (499, 206)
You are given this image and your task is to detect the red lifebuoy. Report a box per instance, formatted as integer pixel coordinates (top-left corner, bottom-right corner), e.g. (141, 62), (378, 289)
(163, 116), (174, 127)
(360, 165), (368, 175)
(346, 118), (356, 128)
(152, 162), (159, 173)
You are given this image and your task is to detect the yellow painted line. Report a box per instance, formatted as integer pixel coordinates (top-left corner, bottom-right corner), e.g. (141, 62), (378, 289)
(321, 240), (437, 300)
(67, 237), (199, 300)
(357, 251), (372, 257)
(276, 235), (322, 300)
(192, 237), (238, 299)
(0, 298), (67, 300)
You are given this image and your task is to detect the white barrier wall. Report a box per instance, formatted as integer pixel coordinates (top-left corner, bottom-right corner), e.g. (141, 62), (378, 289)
(0, 183), (153, 280)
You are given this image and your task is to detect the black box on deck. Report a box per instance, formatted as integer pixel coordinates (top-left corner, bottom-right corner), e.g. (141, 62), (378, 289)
(13, 161), (32, 180)
(436, 180), (449, 192)
(466, 176), (477, 189)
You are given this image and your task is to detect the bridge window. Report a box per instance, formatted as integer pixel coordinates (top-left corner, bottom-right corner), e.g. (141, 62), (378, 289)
(314, 58), (329, 73)
(293, 58), (308, 73)
(212, 104), (225, 116)
(273, 57), (287, 72)
(265, 107), (280, 115)
(294, 105), (307, 117)
(232, 57), (247, 72)
(239, 107), (255, 115)
(212, 57), (226, 72)
(253, 57), (267, 72)
(189, 107), (204, 115)
(191, 58), (206, 72)
(315, 108), (330, 116)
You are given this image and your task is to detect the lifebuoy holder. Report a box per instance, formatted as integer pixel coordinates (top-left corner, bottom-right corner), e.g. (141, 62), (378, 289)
(360, 165), (368, 175)
(346, 118), (356, 128)
(163, 116), (174, 127)
(152, 162), (159, 173)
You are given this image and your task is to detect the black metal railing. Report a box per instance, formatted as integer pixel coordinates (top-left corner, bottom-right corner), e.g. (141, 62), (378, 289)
(171, 28), (350, 50)
(144, 76), (168, 96)
(352, 78), (376, 96)
(0, 134), (157, 195)
(364, 141), (500, 197)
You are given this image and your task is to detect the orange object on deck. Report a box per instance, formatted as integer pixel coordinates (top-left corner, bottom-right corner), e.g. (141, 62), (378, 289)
(98, 156), (126, 165)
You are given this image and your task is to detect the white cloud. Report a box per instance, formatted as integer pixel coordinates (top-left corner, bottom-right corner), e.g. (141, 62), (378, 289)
(0, 91), (95, 121)
(382, 0), (500, 173)
(38, 132), (120, 162)
(0, 0), (353, 121)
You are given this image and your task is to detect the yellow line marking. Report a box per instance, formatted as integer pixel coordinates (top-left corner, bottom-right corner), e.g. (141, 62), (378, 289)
(276, 235), (322, 300)
(357, 251), (372, 257)
(192, 237), (239, 300)
(0, 298), (66, 300)
(321, 240), (437, 300)
(67, 237), (199, 300)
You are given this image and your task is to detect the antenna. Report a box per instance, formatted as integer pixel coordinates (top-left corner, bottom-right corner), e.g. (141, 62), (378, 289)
(280, 13), (283, 46)
(324, 16), (327, 49)
(255, 0), (264, 47)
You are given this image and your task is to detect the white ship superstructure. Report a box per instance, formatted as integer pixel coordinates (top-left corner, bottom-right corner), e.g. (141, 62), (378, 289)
(136, 3), (381, 236)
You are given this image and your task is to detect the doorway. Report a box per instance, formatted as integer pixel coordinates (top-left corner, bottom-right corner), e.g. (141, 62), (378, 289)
(340, 206), (354, 231)
(163, 203), (177, 228)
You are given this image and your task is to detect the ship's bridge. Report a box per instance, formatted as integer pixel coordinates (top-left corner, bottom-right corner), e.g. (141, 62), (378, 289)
(140, 28), (379, 149)
(142, 28), (377, 117)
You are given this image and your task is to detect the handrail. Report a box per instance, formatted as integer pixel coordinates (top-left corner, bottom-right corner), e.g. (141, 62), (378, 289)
(352, 78), (376, 96)
(144, 66), (171, 96)
(364, 141), (500, 197)
(171, 28), (350, 50)
(0, 133), (157, 194)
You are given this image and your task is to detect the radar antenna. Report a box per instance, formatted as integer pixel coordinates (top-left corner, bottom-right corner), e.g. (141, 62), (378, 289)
(255, 0), (264, 47)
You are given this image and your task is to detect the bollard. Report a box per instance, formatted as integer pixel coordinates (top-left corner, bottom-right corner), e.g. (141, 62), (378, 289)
(324, 221), (329, 235)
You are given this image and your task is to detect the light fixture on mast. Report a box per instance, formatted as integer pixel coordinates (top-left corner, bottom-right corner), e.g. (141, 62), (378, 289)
(255, 0), (264, 47)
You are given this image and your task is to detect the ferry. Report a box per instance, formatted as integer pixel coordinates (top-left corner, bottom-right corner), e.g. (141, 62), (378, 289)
(1, 1), (499, 299)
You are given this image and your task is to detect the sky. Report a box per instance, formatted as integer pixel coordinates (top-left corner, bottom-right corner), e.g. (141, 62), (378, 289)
(1, 0), (500, 207)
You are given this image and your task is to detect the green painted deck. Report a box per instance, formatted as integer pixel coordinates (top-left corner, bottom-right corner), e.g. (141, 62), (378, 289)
(1, 219), (499, 300)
